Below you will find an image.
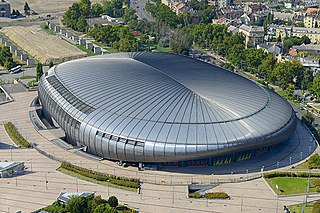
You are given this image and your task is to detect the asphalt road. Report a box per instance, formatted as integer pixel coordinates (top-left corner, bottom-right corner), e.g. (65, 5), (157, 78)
(131, 0), (155, 21)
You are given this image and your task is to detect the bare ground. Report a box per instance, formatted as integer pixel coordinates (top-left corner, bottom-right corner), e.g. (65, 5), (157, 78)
(10, 0), (100, 14)
(1, 25), (87, 64)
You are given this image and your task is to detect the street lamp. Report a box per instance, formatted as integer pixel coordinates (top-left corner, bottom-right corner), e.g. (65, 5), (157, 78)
(76, 176), (79, 192)
(300, 152), (303, 160)
(27, 158), (33, 172)
(277, 161), (279, 169)
(107, 180), (110, 197)
(10, 145), (13, 161)
(289, 157), (292, 166)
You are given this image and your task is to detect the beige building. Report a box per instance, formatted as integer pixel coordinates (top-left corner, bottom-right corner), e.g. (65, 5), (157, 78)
(304, 15), (320, 28)
(275, 26), (320, 44)
(238, 24), (265, 47)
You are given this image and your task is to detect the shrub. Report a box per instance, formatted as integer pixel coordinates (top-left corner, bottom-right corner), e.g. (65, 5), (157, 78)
(264, 172), (320, 178)
(59, 162), (139, 189)
(313, 201), (320, 213)
(188, 193), (202, 198)
(107, 196), (118, 208)
(204, 192), (230, 199)
(4, 122), (30, 148)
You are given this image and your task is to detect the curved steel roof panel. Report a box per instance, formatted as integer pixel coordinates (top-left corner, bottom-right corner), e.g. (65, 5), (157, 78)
(39, 52), (297, 162)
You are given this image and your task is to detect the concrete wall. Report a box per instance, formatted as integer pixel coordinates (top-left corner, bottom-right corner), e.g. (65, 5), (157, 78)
(20, 54), (28, 61)
(14, 50), (22, 57)
(86, 42), (93, 50)
(94, 47), (101, 55)
(27, 59), (35, 66)
(9, 46), (17, 53)
(79, 39), (86, 46)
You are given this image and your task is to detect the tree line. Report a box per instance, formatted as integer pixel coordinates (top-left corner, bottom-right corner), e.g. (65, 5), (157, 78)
(62, 0), (127, 32)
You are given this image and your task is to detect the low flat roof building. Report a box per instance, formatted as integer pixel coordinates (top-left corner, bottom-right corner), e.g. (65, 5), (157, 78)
(0, 162), (24, 178)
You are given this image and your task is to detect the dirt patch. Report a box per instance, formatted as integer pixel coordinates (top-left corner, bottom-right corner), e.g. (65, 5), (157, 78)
(10, 0), (99, 14)
(1, 26), (87, 64)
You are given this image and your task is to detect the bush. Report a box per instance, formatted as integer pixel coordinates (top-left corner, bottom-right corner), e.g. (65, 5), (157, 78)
(4, 122), (30, 148)
(204, 192), (230, 199)
(60, 162), (139, 189)
(313, 201), (320, 213)
(264, 172), (320, 178)
(188, 193), (202, 198)
(107, 196), (118, 208)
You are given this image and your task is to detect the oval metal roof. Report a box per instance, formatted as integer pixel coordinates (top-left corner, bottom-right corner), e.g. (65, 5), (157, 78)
(48, 52), (294, 146)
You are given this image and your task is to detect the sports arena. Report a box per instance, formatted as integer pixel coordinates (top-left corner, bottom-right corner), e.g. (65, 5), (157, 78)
(38, 52), (297, 167)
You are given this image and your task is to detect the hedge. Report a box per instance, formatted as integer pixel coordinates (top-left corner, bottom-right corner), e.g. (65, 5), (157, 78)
(264, 171), (320, 178)
(60, 162), (139, 189)
(204, 192), (230, 199)
(4, 122), (30, 148)
(188, 192), (230, 199)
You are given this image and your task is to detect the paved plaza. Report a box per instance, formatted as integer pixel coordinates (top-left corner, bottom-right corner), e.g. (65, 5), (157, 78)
(0, 90), (319, 212)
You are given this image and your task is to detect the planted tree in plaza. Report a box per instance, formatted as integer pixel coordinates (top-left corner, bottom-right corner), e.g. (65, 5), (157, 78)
(107, 196), (118, 208)
(36, 63), (43, 82)
(48, 61), (54, 68)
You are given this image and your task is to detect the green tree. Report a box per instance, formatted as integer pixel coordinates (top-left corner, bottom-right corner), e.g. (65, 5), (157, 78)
(303, 111), (315, 125)
(36, 63), (43, 82)
(0, 46), (14, 70)
(91, 3), (103, 17)
(257, 53), (276, 80)
(311, 77), (320, 100)
(43, 201), (66, 213)
(93, 204), (108, 213)
(170, 28), (192, 55)
(65, 196), (88, 213)
(301, 69), (314, 91)
(123, 8), (138, 23)
(107, 196), (118, 208)
(49, 61), (54, 68)
(226, 44), (245, 67)
(90, 195), (107, 212)
(244, 48), (267, 73)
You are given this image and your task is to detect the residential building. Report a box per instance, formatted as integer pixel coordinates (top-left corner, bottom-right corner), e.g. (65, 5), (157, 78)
(238, 24), (265, 47)
(304, 15), (320, 28)
(0, 0), (10, 18)
(305, 7), (320, 14)
(212, 17), (232, 25)
(257, 42), (282, 55)
(219, 7), (243, 19)
(218, 0), (232, 8)
(0, 162), (25, 178)
(292, 43), (320, 56)
(272, 11), (295, 21)
(275, 26), (320, 43)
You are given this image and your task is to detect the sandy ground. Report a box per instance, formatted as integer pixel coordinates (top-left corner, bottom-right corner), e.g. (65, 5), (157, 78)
(10, 0), (100, 14)
(1, 26), (87, 64)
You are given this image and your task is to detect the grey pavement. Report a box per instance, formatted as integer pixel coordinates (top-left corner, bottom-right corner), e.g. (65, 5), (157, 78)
(0, 91), (319, 213)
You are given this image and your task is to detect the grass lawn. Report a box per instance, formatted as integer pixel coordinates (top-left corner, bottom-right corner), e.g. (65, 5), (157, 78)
(292, 161), (312, 170)
(76, 45), (96, 56)
(289, 201), (316, 213)
(265, 177), (318, 195)
(40, 24), (57, 36)
(155, 45), (172, 53)
(18, 75), (36, 80)
(57, 167), (137, 192)
(105, 47), (120, 53)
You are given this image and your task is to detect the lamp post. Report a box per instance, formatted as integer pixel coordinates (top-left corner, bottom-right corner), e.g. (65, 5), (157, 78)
(76, 176), (78, 192)
(300, 152), (303, 160)
(277, 161), (279, 169)
(10, 145), (13, 161)
(107, 180), (110, 197)
(289, 156), (292, 166)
